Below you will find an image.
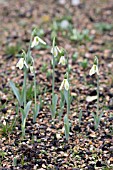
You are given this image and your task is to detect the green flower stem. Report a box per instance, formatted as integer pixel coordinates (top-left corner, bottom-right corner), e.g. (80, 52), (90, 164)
(23, 33), (33, 109)
(22, 119), (26, 137)
(67, 91), (69, 116)
(52, 55), (55, 96)
(65, 51), (70, 116)
(22, 125), (25, 137)
(33, 70), (37, 112)
(23, 68), (27, 109)
(67, 55), (70, 116)
(97, 74), (99, 115)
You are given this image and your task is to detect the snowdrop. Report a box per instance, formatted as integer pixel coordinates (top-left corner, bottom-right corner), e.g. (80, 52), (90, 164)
(16, 58), (28, 70)
(89, 56), (99, 76)
(89, 64), (99, 76)
(51, 46), (61, 57)
(59, 78), (69, 91)
(31, 36), (46, 48)
(30, 66), (34, 74)
(58, 56), (66, 65)
(89, 56), (103, 130)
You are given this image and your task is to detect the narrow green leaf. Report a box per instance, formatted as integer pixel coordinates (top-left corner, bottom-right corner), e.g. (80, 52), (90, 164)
(24, 101), (32, 119)
(9, 81), (22, 105)
(64, 89), (68, 104)
(79, 110), (82, 125)
(52, 93), (58, 114)
(64, 124), (69, 140)
(20, 108), (25, 124)
(33, 104), (40, 122)
(99, 112), (104, 121)
(64, 114), (70, 140)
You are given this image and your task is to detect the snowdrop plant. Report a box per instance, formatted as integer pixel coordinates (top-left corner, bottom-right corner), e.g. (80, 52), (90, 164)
(59, 91), (65, 121)
(10, 49), (32, 137)
(89, 56), (104, 130)
(60, 73), (70, 115)
(50, 37), (60, 119)
(60, 73), (72, 140)
(10, 29), (46, 136)
(31, 35), (46, 122)
(64, 114), (71, 141)
(31, 36), (46, 48)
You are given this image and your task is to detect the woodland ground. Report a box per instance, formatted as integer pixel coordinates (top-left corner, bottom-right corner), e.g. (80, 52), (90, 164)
(0, 0), (113, 169)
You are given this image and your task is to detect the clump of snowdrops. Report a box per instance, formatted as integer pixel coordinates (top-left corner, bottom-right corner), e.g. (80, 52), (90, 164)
(10, 29), (46, 137)
(9, 28), (104, 139)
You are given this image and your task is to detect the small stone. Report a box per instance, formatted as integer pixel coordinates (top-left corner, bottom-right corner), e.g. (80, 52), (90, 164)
(71, 0), (80, 6)
(60, 20), (70, 30)
(56, 133), (61, 139)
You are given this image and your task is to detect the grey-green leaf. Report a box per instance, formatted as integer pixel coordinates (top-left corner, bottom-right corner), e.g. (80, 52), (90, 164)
(9, 81), (22, 106)
(24, 101), (32, 119)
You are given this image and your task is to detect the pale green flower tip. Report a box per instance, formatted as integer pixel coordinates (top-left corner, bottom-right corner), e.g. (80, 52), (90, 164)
(94, 56), (98, 65)
(21, 50), (26, 57)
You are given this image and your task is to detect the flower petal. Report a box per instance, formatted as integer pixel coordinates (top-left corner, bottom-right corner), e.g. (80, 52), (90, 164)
(58, 56), (66, 65)
(30, 66), (34, 74)
(37, 36), (46, 45)
(89, 65), (96, 76)
(51, 46), (58, 57)
(59, 79), (65, 90)
(16, 58), (24, 69)
(64, 79), (69, 91)
(31, 37), (39, 48)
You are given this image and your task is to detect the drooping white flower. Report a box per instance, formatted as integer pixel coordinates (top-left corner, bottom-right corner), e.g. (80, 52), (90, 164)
(23, 60), (28, 69)
(89, 64), (99, 76)
(31, 36), (46, 48)
(59, 79), (65, 91)
(64, 79), (69, 91)
(51, 46), (61, 57)
(16, 58), (24, 69)
(30, 66), (34, 74)
(16, 58), (28, 70)
(58, 56), (66, 65)
(59, 79), (69, 91)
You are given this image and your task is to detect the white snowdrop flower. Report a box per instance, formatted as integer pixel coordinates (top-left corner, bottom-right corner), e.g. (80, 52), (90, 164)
(51, 45), (61, 57)
(16, 58), (24, 69)
(16, 58), (28, 70)
(89, 64), (99, 76)
(51, 46), (58, 57)
(59, 79), (69, 91)
(59, 79), (65, 91)
(30, 66), (33, 73)
(58, 56), (66, 65)
(64, 79), (69, 91)
(31, 36), (46, 48)
(3, 120), (6, 126)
